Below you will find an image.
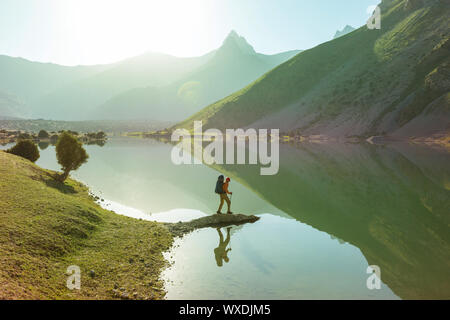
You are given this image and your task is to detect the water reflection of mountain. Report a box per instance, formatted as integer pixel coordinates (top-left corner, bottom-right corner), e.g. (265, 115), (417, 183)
(213, 143), (450, 299)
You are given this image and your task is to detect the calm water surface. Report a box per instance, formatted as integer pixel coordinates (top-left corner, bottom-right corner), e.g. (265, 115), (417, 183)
(2, 138), (449, 299)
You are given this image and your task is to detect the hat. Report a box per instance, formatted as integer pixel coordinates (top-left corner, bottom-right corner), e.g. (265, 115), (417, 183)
(226, 177), (231, 182)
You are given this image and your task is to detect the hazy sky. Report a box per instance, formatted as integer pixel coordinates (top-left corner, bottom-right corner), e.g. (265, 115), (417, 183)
(0, 0), (381, 66)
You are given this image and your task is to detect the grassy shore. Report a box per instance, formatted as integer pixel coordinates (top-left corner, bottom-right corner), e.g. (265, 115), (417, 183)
(0, 151), (173, 300)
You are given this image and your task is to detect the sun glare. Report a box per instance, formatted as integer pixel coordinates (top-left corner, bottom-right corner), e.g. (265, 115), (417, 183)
(60, 0), (213, 64)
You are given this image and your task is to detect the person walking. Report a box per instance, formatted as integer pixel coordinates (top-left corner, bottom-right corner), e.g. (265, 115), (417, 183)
(215, 175), (233, 214)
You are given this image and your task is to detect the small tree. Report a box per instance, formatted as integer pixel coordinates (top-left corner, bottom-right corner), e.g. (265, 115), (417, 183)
(7, 140), (40, 163)
(96, 131), (106, 139)
(55, 132), (88, 182)
(38, 130), (49, 139)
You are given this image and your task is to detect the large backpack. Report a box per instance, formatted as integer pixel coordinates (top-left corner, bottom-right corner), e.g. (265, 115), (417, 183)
(215, 175), (224, 194)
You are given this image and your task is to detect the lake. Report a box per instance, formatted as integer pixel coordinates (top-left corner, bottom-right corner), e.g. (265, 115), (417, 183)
(2, 138), (449, 299)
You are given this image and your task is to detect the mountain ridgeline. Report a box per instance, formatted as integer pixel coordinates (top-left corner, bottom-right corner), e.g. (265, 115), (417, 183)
(0, 56), (110, 119)
(35, 52), (215, 120)
(176, 0), (450, 139)
(333, 25), (356, 39)
(0, 31), (300, 121)
(94, 31), (301, 121)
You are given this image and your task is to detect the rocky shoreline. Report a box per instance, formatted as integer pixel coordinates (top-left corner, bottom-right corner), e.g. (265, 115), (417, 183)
(164, 213), (260, 237)
(0, 129), (108, 146)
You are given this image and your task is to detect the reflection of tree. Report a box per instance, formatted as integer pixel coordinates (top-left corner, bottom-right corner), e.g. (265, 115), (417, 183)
(85, 140), (106, 147)
(47, 139), (107, 147)
(214, 143), (450, 299)
(38, 142), (49, 150)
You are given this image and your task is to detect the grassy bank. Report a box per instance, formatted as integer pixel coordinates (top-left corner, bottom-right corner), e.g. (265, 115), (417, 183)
(0, 151), (173, 300)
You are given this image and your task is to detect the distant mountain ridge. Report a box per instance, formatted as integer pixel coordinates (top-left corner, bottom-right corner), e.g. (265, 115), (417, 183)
(222, 30), (257, 55)
(175, 0), (450, 139)
(0, 31), (300, 121)
(333, 25), (356, 39)
(0, 55), (110, 118)
(94, 31), (301, 121)
(33, 51), (215, 120)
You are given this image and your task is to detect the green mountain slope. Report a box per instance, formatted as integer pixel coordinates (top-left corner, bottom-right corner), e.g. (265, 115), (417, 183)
(96, 31), (301, 121)
(176, 0), (450, 139)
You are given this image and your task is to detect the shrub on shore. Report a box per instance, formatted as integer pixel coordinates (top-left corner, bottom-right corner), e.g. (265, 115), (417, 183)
(6, 139), (40, 163)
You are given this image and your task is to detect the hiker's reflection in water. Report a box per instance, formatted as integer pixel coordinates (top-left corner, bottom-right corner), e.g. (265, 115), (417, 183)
(214, 227), (232, 267)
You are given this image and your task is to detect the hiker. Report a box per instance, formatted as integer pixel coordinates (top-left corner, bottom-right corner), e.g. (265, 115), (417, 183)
(215, 175), (233, 214)
(214, 227), (232, 267)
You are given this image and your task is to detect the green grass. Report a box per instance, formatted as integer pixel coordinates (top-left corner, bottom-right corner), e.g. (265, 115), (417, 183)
(0, 151), (173, 300)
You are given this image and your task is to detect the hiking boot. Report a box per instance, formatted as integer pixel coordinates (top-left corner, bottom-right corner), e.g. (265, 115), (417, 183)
(227, 211), (233, 214)
(216, 211), (223, 214)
